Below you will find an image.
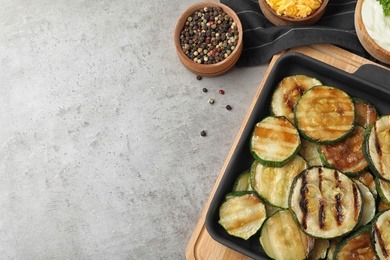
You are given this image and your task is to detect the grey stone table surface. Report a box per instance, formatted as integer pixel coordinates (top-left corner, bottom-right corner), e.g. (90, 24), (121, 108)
(0, 0), (268, 259)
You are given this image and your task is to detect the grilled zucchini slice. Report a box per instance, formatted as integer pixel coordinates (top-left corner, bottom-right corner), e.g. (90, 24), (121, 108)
(354, 180), (376, 227)
(333, 225), (376, 260)
(232, 170), (252, 192)
(353, 171), (378, 199)
(289, 167), (363, 239)
(308, 239), (329, 260)
(218, 191), (267, 240)
(354, 97), (379, 129)
(371, 209), (390, 259)
(294, 85), (355, 144)
(299, 139), (323, 167)
(260, 209), (315, 260)
(250, 116), (301, 167)
(250, 155), (307, 208)
(270, 75), (322, 123)
(378, 200), (390, 212)
(363, 115), (390, 182)
(376, 177), (390, 206)
(317, 126), (368, 177)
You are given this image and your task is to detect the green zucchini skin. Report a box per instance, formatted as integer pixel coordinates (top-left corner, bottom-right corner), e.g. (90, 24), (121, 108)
(289, 167), (363, 239)
(375, 177), (390, 207)
(250, 116), (301, 167)
(371, 209), (390, 259)
(294, 85), (356, 145)
(259, 209), (315, 260)
(333, 225), (376, 260)
(218, 191), (267, 240)
(363, 115), (390, 182)
(317, 126), (368, 177)
(270, 75), (322, 124)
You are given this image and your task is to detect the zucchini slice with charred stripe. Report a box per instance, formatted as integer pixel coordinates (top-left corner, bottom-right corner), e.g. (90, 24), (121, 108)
(251, 155), (307, 208)
(260, 209), (315, 260)
(294, 86), (355, 144)
(317, 126), (368, 177)
(250, 116), (301, 167)
(270, 75), (322, 123)
(289, 167), (363, 239)
(218, 191), (267, 240)
(354, 97), (379, 129)
(334, 225), (376, 260)
(371, 209), (390, 259)
(363, 115), (390, 182)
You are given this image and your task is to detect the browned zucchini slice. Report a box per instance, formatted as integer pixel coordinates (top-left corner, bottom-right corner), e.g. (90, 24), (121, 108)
(294, 85), (355, 144)
(270, 75), (322, 123)
(334, 225), (376, 260)
(250, 116), (301, 167)
(363, 115), (390, 182)
(354, 97), (379, 128)
(371, 209), (390, 259)
(317, 126), (368, 177)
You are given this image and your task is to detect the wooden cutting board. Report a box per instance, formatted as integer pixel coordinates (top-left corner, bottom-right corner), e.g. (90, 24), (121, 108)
(185, 43), (389, 260)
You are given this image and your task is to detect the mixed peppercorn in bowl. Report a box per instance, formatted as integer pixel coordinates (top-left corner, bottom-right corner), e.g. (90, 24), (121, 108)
(173, 2), (242, 77)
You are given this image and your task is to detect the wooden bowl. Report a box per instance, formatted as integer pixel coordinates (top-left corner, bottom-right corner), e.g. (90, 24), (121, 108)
(354, 0), (390, 65)
(259, 0), (329, 26)
(174, 2), (243, 77)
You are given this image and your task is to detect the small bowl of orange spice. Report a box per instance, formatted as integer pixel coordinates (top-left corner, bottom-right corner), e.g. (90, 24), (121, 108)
(259, 0), (329, 26)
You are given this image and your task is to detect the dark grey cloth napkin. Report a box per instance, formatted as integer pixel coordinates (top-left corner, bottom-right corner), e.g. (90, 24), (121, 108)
(220, 0), (373, 66)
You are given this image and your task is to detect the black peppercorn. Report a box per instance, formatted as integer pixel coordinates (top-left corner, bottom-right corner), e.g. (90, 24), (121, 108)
(226, 105), (232, 110)
(200, 130), (207, 136)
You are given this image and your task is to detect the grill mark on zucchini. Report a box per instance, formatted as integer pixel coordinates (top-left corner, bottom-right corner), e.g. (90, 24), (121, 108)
(353, 184), (360, 222)
(335, 193), (344, 226)
(300, 169), (309, 230)
(285, 83), (305, 111)
(374, 223), (389, 258)
(373, 124), (387, 177)
(374, 123), (382, 157)
(318, 167), (326, 229)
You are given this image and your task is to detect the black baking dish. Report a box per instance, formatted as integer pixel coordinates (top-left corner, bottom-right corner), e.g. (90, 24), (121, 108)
(205, 52), (390, 259)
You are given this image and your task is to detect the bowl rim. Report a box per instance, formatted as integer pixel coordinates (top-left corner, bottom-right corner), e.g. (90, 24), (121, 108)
(259, 0), (329, 22)
(355, 0), (390, 58)
(173, 1), (243, 70)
